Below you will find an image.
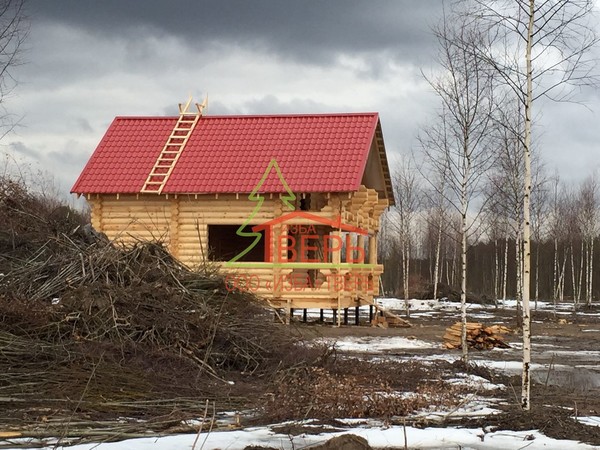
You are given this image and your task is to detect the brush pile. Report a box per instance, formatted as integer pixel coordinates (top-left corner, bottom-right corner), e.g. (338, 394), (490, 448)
(443, 322), (511, 350)
(0, 176), (315, 442)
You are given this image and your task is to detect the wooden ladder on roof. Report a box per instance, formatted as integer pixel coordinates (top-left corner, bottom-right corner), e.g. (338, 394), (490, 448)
(140, 98), (206, 194)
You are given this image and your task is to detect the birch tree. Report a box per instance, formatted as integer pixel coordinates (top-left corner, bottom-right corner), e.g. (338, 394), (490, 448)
(429, 177), (449, 301)
(486, 102), (548, 313)
(464, 0), (598, 410)
(578, 173), (599, 306)
(530, 165), (549, 309)
(419, 11), (496, 361)
(0, 0), (27, 133)
(391, 160), (421, 314)
(549, 173), (568, 303)
(487, 105), (525, 308)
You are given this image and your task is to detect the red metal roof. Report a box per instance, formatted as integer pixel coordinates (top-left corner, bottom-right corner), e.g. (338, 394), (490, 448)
(71, 113), (382, 195)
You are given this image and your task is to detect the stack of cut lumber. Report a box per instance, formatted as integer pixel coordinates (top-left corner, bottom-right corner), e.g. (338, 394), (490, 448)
(371, 303), (412, 328)
(443, 322), (511, 350)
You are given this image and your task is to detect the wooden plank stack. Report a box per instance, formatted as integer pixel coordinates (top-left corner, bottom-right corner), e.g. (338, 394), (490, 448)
(443, 322), (511, 350)
(371, 303), (412, 328)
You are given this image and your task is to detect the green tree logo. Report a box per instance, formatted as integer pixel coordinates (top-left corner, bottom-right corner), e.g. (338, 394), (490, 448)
(225, 159), (295, 265)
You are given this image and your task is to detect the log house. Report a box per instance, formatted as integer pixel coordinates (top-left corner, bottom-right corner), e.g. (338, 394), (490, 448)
(72, 101), (395, 320)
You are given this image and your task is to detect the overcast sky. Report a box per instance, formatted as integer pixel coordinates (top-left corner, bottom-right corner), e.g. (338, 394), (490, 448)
(3, 1), (600, 196)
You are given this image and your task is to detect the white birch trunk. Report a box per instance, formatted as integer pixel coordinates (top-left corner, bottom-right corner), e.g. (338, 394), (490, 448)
(578, 240), (585, 305)
(460, 168), (469, 362)
(534, 241), (540, 310)
(433, 218), (443, 300)
(494, 238), (499, 307)
(401, 241), (410, 318)
(516, 233), (523, 301)
(516, 234), (523, 330)
(502, 235), (509, 302)
(559, 253), (567, 302)
(583, 237), (591, 306)
(521, 0), (534, 411)
(451, 243), (457, 287)
(553, 238), (559, 303)
(588, 237), (594, 306)
(461, 208), (468, 362)
(570, 242), (578, 309)
(405, 242), (411, 317)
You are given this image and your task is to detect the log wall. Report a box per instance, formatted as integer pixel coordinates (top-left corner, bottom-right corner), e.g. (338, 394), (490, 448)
(88, 188), (387, 309)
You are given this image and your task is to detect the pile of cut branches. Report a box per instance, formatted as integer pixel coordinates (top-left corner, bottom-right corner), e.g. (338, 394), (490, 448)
(0, 177), (319, 442)
(262, 359), (463, 422)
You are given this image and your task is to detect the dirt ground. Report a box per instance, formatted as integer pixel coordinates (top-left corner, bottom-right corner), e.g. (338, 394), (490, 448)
(286, 302), (600, 445)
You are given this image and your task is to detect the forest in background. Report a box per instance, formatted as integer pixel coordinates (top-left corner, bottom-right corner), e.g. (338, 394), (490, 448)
(380, 172), (599, 305)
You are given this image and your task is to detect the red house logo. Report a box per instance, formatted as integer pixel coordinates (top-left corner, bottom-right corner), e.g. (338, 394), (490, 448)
(252, 211), (369, 264)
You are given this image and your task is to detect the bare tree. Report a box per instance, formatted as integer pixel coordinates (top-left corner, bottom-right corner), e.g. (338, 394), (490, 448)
(530, 162), (549, 309)
(390, 160), (421, 315)
(464, 0), (599, 410)
(578, 173), (599, 306)
(483, 196), (506, 305)
(429, 176), (449, 301)
(419, 10), (496, 361)
(487, 104), (525, 308)
(548, 172), (568, 303)
(0, 0), (27, 132)
(485, 100), (548, 314)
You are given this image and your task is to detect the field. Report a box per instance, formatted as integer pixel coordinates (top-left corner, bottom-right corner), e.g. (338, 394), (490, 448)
(4, 297), (600, 449)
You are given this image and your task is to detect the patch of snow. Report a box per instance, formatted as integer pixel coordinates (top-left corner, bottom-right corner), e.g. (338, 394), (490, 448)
(574, 364), (600, 370)
(578, 416), (600, 427)
(10, 424), (599, 449)
(376, 297), (485, 311)
(540, 350), (600, 357)
(472, 359), (572, 375)
(390, 353), (462, 364)
(446, 373), (505, 391)
(321, 335), (438, 352)
(416, 397), (503, 420)
(468, 313), (496, 319)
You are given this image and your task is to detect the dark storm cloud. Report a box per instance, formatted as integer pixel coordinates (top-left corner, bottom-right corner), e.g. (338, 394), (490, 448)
(47, 145), (90, 167)
(238, 94), (334, 115)
(76, 118), (93, 133)
(32, 1), (442, 66)
(10, 141), (40, 159)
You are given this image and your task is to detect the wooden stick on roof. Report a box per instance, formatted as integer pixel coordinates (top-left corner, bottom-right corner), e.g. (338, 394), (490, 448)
(196, 94), (208, 115)
(178, 96), (194, 114)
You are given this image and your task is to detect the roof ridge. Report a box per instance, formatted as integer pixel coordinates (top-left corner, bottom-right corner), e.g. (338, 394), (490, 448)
(114, 116), (179, 120)
(114, 112), (379, 120)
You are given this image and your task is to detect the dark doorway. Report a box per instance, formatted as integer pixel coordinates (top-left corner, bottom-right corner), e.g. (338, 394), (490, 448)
(208, 225), (265, 262)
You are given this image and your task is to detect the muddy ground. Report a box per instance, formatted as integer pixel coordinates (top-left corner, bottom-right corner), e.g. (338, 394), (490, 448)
(287, 302), (600, 445)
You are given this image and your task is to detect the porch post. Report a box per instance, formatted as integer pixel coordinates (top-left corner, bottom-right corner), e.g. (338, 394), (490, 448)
(369, 232), (378, 264)
(332, 230), (342, 264)
(357, 234), (365, 293)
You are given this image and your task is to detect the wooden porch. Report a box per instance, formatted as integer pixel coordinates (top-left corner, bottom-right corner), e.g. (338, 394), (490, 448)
(220, 262), (384, 310)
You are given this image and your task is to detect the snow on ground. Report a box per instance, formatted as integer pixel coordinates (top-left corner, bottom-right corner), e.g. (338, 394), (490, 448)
(445, 373), (505, 391)
(320, 335), (437, 352)
(377, 297), (482, 312)
(302, 297), (600, 322)
(8, 424), (599, 449)
(303, 298), (471, 321)
(578, 416), (600, 427)
(376, 297), (600, 317)
(415, 397), (503, 420)
(470, 359), (571, 374)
